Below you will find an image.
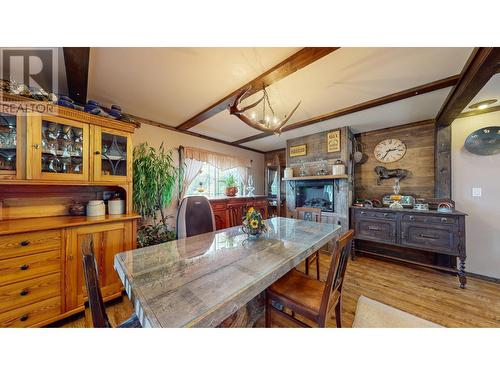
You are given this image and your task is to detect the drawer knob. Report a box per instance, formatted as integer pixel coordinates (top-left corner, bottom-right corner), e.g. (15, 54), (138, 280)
(20, 264), (29, 271)
(409, 216), (415, 221)
(361, 211), (366, 215)
(383, 213), (388, 217)
(20, 289), (29, 296)
(20, 314), (29, 322)
(441, 218), (447, 223)
(20, 240), (30, 247)
(95, 150), (101, 155)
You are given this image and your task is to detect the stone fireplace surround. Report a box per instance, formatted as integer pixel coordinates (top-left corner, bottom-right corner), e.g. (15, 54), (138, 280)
(285, 126), (353, 247)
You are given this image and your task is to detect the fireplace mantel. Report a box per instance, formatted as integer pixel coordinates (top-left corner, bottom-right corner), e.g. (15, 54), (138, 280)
(283, 174), (348, 181)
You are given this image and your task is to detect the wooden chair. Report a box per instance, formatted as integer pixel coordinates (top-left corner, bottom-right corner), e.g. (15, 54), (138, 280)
(82, 235), (141, 328)
(228, 202), (247, 227)
(295, 207), (322, 280)
(265, 229), (354, 328)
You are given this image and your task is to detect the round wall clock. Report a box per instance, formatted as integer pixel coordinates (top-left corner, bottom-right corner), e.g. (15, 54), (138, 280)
(374, 138), (407, 163)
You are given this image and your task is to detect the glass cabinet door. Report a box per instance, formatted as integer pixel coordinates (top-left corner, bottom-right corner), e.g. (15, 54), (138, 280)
(28, 115), (89, 181)
(93, 127), (131, 182)
(0, 112), (18, 178)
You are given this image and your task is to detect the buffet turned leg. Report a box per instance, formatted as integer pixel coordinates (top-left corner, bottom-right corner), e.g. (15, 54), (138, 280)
(458, 256), (467, 289)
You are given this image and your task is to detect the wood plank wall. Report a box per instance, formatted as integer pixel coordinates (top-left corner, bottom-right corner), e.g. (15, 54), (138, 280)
(264, 149), (286, 166)
(354, 121), (436, 200)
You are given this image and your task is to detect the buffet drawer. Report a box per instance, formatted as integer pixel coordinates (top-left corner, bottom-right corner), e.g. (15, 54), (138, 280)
(0, 250), (61, 286)
(402, 214), (456, 225)
(354, 209), (397, 220)
(354, 219), (397, 244)
(0, 273), (61, 314)
(0, 296), (61, 328)
(401, 223), (458, 255)
(0, 230), (62, 260)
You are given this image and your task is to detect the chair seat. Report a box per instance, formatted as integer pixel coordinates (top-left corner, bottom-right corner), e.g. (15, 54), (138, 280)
(117, 313), (142, 328)
(268, 269), (325, 318)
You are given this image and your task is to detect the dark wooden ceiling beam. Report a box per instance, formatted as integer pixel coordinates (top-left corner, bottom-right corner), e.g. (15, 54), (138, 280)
(176, 47), (340, 131)
(63, 47), (90, 105)
(234, 75), (459, 145)
(131, 115), (264, 154)
(436, 47), (500, 127)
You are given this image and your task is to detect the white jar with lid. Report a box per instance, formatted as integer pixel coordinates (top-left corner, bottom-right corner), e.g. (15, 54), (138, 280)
(108, 199), (125, 215)
(87, 200), (106, 217)
(332, 160), (346, 176)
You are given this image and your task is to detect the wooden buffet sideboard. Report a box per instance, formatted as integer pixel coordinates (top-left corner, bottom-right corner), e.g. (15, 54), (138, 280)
(0, 96), (141, 327)
(350, 206), (467, 288)
(209, 196), (268, 230)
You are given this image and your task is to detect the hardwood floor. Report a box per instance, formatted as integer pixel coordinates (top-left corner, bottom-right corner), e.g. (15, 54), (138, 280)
(53, 253), (500, 328)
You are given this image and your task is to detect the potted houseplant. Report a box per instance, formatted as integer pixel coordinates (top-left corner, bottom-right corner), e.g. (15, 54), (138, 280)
(133, 142), (179, 247)
(222, 174), (238, 197)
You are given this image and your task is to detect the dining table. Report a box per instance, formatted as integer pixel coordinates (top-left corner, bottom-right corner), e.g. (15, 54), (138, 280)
(114, 217), (341, 327)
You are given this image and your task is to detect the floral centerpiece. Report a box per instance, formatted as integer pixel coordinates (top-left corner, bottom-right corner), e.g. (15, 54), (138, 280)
(242, 207), (269, 236)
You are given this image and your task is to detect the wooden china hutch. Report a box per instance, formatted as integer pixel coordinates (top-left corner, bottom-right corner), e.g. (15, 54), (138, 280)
(0, 94), (140, 327)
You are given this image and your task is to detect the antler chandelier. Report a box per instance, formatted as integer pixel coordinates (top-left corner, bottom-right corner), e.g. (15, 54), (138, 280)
(229, 85), (301, 135)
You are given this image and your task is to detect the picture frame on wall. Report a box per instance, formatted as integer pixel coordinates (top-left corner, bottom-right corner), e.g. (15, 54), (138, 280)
(289, 144), (307, 157)
(327, 130), (341, 153)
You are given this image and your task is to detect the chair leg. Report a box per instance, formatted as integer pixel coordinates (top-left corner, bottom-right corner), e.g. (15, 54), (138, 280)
(334, 301), (342, 328)
(265, 292), (272, 328)
(315, 252), (320, 280)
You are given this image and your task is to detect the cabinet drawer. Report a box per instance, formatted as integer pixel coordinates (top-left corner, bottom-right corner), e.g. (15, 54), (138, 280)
(402, 214), (456, 225)
(0, 273), (61, 314)
(0, 296), (61, 328)
(354, 210), (396, 220)
(0, 250), (60, 286)
(401, 223), (458, 255)
(211, 202), (227, 211)
(355, 219), (397, 244)
(0, 230), (61, 260)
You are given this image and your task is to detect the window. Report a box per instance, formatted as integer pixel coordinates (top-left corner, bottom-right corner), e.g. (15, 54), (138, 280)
(187, 162), (243, 196)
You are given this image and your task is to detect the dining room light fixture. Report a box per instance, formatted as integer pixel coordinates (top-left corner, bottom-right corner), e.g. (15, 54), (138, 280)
(468, 99), (497, 110)
(229, 85), (301, 135)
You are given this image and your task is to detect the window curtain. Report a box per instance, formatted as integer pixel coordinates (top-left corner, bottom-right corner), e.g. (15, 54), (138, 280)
(180, 158), (204, 199)
(184, 147), (251, 170)
(237, 166), (249, 193)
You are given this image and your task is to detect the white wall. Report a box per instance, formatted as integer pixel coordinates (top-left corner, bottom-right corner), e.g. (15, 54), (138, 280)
(133, 123), (265, 224)
(451, 112), (500, 279)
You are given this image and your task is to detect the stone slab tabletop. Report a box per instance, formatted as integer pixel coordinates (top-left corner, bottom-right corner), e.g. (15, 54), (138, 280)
(114, 217), (340, 328)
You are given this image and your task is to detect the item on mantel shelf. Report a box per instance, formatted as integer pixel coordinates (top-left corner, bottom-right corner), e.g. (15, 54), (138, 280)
(284, 167), (293, 179)
(299, 163), (307, 177)
(87, 200), (106, 217)
(316, 161), (328, 176)
(332, 159), (346, 176)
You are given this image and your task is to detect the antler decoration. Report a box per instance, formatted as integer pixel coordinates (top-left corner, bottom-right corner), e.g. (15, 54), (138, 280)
(229, 86), (301, 135)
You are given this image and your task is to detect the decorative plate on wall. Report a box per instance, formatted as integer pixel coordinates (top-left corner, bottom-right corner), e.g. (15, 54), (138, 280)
(464, 126), (500, 155)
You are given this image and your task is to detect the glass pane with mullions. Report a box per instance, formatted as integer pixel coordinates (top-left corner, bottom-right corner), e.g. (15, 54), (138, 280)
(101, 132), (127, 176)
(0, 113), (17, 172)
(41, 120), (84, 174)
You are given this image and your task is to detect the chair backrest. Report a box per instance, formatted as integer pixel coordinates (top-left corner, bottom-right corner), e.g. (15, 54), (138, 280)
(319, 229), (354, 320)
(177, 195), (216, 238)
(81, 235), (111, 328)
(228, 202), (247, 227)
(295, 207), (322, 223)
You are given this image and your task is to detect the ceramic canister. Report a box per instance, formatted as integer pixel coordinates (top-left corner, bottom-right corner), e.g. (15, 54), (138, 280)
(87, 200), (106, 216)
(108, 200), (125, 215)
(332, 160), (345, 175)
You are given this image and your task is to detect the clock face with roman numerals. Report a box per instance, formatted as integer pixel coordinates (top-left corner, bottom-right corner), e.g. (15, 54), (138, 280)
(374, 138), (407, 163)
